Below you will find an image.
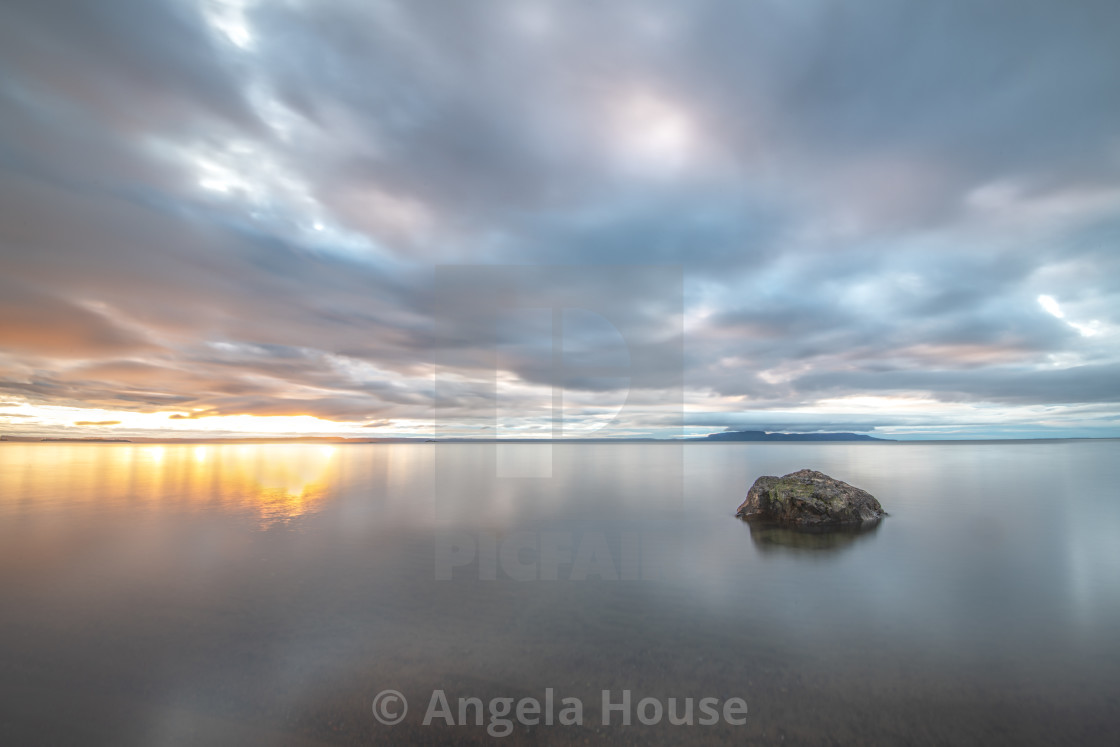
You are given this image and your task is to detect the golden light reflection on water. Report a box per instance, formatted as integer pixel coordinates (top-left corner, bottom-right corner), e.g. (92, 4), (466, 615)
(0, 443), (340, 527)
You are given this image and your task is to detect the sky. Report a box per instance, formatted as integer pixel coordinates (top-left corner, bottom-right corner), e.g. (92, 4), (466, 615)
(1, 0), (1119, 440)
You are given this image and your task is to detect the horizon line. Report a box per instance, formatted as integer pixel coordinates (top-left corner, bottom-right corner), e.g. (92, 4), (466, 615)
(3, 435), (1117, 444)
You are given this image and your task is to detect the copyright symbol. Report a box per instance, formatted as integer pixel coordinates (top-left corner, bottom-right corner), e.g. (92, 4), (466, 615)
(372, 690), (407, 725)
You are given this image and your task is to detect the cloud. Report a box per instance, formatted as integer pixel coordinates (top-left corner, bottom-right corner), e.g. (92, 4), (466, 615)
(0, 280), (156, 356)
(0, 0), (257, 132)
(0, 0), (1118, 438)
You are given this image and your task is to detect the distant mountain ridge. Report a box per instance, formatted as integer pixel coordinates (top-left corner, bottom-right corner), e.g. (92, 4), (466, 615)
(695, 430), (890, 442)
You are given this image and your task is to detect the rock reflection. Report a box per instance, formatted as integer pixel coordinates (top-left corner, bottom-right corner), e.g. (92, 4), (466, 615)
(745, 519), (882, 554)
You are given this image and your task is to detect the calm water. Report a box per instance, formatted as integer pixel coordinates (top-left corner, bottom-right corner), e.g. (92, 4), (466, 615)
(1, 441), (1118, 745)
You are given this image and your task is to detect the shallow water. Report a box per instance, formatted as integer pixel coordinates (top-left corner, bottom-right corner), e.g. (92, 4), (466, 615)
(1, 441), (1118, 745)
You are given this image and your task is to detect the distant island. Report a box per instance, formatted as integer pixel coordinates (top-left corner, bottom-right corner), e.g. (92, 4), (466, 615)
(694, 430), (890, 442)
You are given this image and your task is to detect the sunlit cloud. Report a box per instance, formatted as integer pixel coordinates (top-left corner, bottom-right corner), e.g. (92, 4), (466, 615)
(147, 135), (388, 259)
(1039, 295), (1103, 337)
(610, 90), (697, 174)
(201, 0), (257, 50)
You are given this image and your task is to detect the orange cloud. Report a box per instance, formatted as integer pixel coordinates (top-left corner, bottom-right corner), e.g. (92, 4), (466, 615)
(0, 281), (154, 357)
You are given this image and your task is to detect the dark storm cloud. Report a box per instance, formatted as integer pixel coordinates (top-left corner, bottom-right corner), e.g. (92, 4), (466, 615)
(0, 0), (1118, 436)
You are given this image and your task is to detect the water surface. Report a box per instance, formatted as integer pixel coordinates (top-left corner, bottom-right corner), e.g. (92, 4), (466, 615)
(1, 441), (1118, 744)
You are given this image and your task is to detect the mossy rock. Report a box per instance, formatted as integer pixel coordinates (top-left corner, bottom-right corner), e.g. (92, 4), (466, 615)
(735, 469), (886, 526)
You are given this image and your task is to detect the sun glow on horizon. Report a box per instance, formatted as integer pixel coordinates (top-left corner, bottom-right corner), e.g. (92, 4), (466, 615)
(0, 402), (431, 439)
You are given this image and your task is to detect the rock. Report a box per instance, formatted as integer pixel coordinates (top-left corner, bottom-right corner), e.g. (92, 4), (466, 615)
(735, 469), (885, 526)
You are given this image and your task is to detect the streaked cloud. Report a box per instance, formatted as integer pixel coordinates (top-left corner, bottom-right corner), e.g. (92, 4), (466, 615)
(1, 0), (1118, 439)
